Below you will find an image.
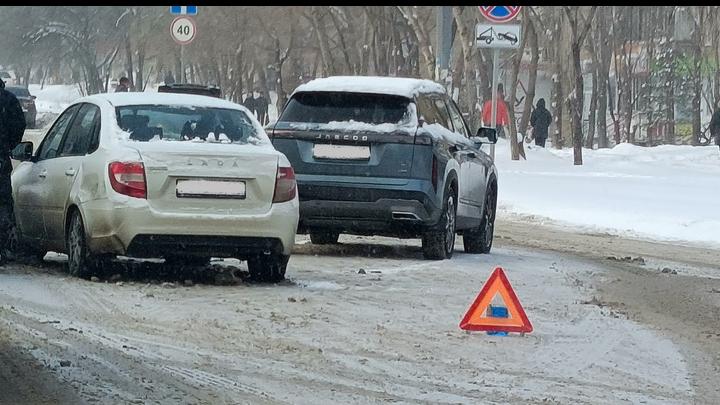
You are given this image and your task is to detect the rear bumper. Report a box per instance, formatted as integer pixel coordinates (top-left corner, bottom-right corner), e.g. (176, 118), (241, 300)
(125, 235), (284, 258)
(82, 197), (299, 257)
(297, 175), (441, 235)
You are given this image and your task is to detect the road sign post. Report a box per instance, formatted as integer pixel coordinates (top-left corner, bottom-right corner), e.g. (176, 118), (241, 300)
(490, 49), (499, 160)
(170, 16), (197, 84)
(477, 6), (522, 160)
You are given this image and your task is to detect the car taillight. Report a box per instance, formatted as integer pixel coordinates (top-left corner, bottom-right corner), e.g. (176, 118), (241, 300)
(431, 156), (438, 191)
(273, 166), (296, 203)
(108, 162), (147, 199)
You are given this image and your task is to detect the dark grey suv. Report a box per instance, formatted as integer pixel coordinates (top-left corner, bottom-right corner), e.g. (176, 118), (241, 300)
(270, 76), (498, 260)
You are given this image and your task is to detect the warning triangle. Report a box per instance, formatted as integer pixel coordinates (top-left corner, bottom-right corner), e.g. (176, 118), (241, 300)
(459, 267), (533, 333)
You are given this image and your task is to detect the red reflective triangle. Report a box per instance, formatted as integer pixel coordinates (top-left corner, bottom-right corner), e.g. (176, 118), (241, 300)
(459, 267), (533, 333)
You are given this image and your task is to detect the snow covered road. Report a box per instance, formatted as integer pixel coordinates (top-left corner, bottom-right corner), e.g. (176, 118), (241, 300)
(0, 232), (705, 404)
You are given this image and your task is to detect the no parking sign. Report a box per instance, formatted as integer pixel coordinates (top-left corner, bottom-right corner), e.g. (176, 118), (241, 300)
(479, 6), (521, 23)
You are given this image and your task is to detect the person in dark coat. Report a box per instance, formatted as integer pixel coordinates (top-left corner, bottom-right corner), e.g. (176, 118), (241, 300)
(530, 98), (552, 148)
(0, 77), (26, 264)
(115, 77), (131, 92)
(252, 88), (269, 126)
(710, 100), (720, 151)
(164, 70), (175, 86)
(242, 91), (255, 112)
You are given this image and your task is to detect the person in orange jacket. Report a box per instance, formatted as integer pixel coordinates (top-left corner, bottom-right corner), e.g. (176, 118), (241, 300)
(482, 84), (510, 139)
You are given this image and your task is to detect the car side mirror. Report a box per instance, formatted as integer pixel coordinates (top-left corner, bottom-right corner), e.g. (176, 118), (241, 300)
(471, 127), (498, 145)
(11, 141), (33, 161)
(31, 95), (37, 100)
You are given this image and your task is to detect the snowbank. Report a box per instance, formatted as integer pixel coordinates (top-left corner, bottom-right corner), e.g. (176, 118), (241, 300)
(493, 139), (720, 247)
(28, 84), (82, 115)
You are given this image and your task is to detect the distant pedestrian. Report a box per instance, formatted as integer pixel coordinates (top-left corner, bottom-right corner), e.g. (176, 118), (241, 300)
(710, 100), (720, 152)
(115, 77), (131, 93)
(482, 84), (510, 139)
(530, 98), (552, 148)
(242, 92), (255, 113)
(0, 77), (26, 264)
(164, 70), (175, 86)
(253, 88), (269, 126)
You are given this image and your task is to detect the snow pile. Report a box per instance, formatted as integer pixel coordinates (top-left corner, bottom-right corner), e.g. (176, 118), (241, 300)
(28, 84), (82, 115)
(294, 76), (445, 98)
(493, 139), (720, 247)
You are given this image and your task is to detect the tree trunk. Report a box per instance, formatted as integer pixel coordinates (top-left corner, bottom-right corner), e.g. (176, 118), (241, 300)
(571, 43), (584, 165)
(597, 71), (609, 148)
(508, 16), (530, 160)
(136, 46), (145, 92)
(398, 6), (435, 79)
(585, 65), (598, 149)
(552, 69), (564, 149)
(309, 8), (333, 77)
(518, 15), (538, 141)
(452, 6), (477, 127)
(124, 34), (134, 86)
(596, 8), (611, 149)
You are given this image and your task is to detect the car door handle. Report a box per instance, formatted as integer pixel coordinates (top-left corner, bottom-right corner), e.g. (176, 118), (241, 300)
(467, 151), (477, 159)
(38, 170), (47, 178)
(65, 169), (76, 176)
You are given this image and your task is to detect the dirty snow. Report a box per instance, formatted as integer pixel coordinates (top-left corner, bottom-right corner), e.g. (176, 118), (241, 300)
(493, 139), (720, 248)
(294, 76), (445, 98)
(0, 238), (694, 403)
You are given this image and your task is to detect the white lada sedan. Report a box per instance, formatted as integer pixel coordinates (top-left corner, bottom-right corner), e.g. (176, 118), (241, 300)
(11, 93), (299, 282)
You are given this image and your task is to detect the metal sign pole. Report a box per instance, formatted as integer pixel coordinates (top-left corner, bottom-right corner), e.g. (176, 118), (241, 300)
(180, 44), (184, 84)
(490, 48), (499, 160)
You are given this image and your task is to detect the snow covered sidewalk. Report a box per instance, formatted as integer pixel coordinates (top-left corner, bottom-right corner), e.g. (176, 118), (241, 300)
(493, 139), (720, 248)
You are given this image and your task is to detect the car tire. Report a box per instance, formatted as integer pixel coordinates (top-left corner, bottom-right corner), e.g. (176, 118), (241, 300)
(67, 211), (107, 278)
(422, 182), (457, 260)
(164, 255), (210, 267)
(309, 231), (340, 245)
(247, 253), (289, 283)
(463, 182), (497, 254)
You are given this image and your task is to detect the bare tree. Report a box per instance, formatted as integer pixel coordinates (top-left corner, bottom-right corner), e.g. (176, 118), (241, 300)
(563, 6), (597, 165)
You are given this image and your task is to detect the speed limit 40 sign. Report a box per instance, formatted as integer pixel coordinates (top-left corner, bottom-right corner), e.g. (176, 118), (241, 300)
(171, 16), (196, 45)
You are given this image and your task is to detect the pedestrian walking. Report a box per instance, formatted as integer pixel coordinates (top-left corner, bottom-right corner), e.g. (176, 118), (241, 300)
(529, 98), (552, 148)
(0, 77), (26, 264)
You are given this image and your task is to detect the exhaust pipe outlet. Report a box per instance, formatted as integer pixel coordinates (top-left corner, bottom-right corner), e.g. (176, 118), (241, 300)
(392, 212), (421, 221)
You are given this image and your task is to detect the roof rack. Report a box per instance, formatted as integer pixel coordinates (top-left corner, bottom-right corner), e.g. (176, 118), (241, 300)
(158, 83), (222, 98)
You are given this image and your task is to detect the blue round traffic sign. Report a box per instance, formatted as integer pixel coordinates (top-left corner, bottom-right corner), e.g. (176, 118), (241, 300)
(479, 6), (521, 23)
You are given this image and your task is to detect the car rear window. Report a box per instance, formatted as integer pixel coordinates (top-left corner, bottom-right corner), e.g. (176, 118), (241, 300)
(278, 92), (411, 125)
(6, 86), (30, 97)
(115, 105), (262, 144)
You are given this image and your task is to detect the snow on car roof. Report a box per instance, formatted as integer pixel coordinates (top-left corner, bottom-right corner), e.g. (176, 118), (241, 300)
(293, 76), (446, 98)
(80, 92), (243, 110)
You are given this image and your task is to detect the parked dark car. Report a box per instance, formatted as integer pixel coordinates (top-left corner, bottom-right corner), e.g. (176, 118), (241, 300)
(158, 83), (222, 98)
(269, 76), (498, 260)
(6, 85), (37, 128)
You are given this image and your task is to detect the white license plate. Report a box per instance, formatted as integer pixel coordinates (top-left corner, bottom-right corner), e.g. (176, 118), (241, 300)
(313, 144), (370, 160)
(176, 179), (246, 199)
